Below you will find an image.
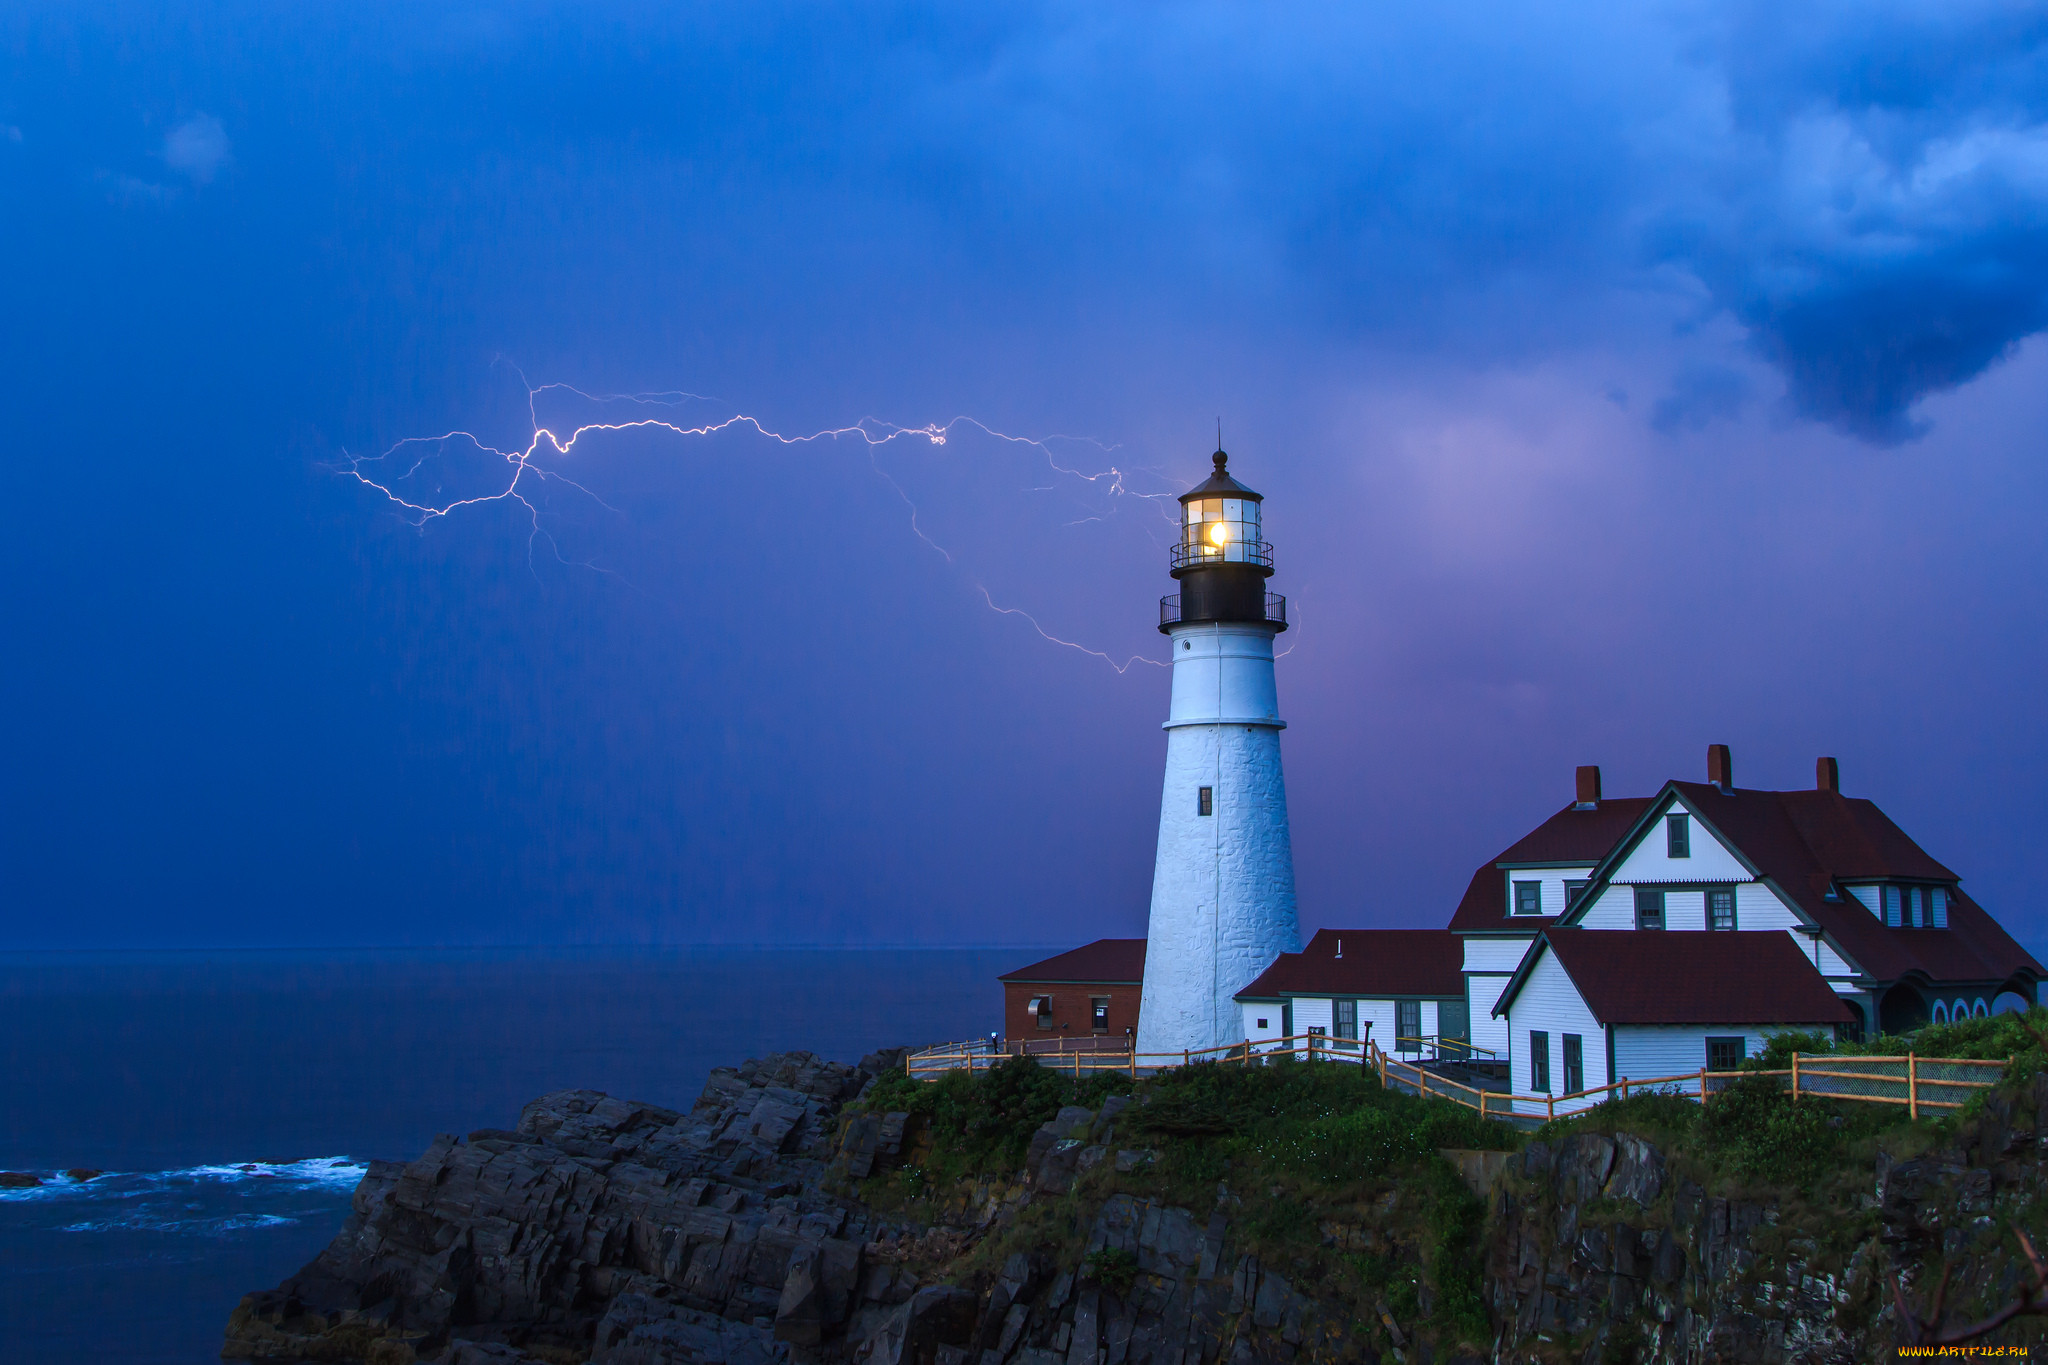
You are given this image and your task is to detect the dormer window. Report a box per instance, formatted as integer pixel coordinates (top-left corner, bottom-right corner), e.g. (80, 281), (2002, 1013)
(1513, 881), (1542, 916)
(1666, 814), (1690, 858)
(1565, 879), (1590, 909)
(1876, 884), (1951, 928)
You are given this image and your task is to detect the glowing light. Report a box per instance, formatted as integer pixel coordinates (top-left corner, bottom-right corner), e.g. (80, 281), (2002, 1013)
(1208, 520), (1230, 547)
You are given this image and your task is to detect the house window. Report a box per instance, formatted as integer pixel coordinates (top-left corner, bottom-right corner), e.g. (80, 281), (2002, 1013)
(1667, 813), (1690, 858)
(1884, 885), (1902, 927)
(1562, 1034), (1583, 1094)
(1565, 879), (1589, 909)
(1197, 786), (1213, 817)
(1707, 887), (1737, 931)
(1397, 999), (1421, 1048)
(1091, 998), (1110, 1032)
(1530, 1031), (1551, 1093)
(1513, 881), (1543, 916)
(1634, 888), (1665, 931)
(1334, 999), (1358, 1040)
(1706, 1036), (1746, 1071)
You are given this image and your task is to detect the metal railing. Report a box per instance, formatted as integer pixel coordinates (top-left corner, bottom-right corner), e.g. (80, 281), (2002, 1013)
(1159, 593), (1287, 629)
(1170, 538), (1273, 572)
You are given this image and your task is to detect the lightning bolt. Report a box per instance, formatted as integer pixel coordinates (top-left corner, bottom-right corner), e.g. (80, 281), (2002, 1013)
(339, 378), (1190, 670)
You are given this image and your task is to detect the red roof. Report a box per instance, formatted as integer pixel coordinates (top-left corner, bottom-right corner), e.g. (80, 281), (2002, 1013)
(1446, 798), (1655, 932)
(1502, 929), (1855, 1026)
(1653, 782), (2038, 987)
(999, 939), (1146, 984)
(1236, 929), (1464, 1000)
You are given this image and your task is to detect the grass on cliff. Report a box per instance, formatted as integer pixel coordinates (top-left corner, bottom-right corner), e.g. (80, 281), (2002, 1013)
(856, 1054), (1516, 1351)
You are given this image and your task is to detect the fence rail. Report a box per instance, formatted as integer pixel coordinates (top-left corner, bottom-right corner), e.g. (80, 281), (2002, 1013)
(909, 1037), (2007, 1125)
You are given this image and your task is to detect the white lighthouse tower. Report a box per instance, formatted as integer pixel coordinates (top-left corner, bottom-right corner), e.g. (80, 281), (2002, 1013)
(1135, 448), (1300, 1056)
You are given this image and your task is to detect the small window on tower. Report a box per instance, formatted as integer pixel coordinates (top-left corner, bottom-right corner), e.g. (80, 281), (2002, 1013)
(1197, 786), (1213, 816)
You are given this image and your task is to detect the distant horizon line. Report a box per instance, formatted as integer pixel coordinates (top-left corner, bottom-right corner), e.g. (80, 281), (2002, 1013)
(0, 941), (1084, 956)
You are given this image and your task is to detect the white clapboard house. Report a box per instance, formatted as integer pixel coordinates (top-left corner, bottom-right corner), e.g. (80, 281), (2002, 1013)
(1233, 928), (1466, 1057)
(1462, 746), (2042, 1101)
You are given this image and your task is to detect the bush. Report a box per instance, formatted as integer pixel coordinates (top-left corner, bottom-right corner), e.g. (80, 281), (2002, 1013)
(1694, 1074), (1854, 1185)
(855, 1055), (1128, 1180)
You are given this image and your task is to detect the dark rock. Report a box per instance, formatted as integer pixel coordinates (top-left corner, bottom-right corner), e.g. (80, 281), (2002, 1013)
(0, 1172), (43, 1188)
(63, 1168), (103, 1182)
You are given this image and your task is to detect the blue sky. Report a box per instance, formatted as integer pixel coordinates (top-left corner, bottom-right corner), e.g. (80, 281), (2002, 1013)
(5, 1), (2048, 951)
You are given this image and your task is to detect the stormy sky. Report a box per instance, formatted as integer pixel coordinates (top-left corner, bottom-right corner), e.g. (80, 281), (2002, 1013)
(5, 1), (2048, 951)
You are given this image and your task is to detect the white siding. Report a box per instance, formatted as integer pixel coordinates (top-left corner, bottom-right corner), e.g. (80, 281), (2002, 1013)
(1500, 866), (1597, 920)
(1735, 883), (1800, 932)
(1462, 936), (1536, 974)
(1503, 949), (1608, 1105)
(1240, 1003), (1281, 1043)
(1468, 977), (1513, 1058)
(1662, 890), (1706, 931)
(1292, 996), (1334, 1036)
(1575, 883), (1639, 930)
(1612, 1027), (1772, 1083)
(1359, 999), (1397, 1052)
(1818, 945), (1867, 978)
(1848, 885), (1881, 916)
(1609, 799), (1751, 883)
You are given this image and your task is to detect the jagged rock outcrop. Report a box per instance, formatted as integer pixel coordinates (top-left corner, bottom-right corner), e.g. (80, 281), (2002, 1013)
(229, 1051), (2048, 1365)
(223, 1050), (909, 1365)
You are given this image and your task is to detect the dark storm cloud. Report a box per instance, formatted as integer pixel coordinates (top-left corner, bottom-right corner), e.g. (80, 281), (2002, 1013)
(856, 1), (2048, 441)
(1662, 3), (2048, 442)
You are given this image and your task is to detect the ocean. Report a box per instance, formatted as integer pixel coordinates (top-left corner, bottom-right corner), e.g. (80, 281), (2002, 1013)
(0, 947), (1022, 1364)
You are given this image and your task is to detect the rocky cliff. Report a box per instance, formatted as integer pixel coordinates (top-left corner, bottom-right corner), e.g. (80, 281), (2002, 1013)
(224, 1052), (2048, 1365)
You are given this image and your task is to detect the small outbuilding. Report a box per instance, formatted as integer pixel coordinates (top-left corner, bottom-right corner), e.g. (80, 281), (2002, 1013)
(1493, 927), (1855, 1109)
(998, 939), (1146, 1050)
(1234, 928), (1468, 1057)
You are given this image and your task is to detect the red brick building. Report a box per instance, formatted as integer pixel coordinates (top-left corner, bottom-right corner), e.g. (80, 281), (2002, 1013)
(999, 939), (1146, 1051)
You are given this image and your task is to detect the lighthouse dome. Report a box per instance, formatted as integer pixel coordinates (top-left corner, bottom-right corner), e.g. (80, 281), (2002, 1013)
(1174, 450), (1271, 573)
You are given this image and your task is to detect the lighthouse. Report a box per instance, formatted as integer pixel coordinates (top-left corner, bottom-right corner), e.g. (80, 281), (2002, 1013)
(1135, 447), (1301, 1056)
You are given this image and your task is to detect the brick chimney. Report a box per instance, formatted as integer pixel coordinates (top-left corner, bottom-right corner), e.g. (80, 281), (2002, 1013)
(1707, 743), (1732, 791)
(1816, 756), (1839, 793)
(1574, 765), (1601, 809)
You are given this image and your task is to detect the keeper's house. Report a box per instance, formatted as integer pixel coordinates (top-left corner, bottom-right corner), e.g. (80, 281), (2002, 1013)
(1463, 747), (2042, 1086)
(999, 939), (1145, 1047)
(1233, 929), (1465, 1057)
(1493, 928), (1854, 1108)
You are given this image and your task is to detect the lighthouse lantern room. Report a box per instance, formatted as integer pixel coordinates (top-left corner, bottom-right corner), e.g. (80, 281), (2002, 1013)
(1136, 448), (1302, 1056)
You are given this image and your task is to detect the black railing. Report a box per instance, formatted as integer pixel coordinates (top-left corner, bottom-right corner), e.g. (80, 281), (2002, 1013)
(1169, 538), (1274, 572)
(1160, 593), (1287, 628)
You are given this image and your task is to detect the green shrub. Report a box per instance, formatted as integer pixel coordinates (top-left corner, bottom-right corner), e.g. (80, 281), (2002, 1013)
(1084, 1247), (1140, 1296)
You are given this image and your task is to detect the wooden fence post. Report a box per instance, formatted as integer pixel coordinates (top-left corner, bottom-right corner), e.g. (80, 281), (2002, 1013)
(1698, 1067), (1707, 1104)
(1791, 1052), (1799, 1100)
(1908, 1051), (1918, 1121)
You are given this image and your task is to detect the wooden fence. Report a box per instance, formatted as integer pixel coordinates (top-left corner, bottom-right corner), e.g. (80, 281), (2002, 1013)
(909, 1037), (2007, 1126)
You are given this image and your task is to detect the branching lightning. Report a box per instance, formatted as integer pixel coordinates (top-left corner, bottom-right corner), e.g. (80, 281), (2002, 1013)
(340, 378), (1187, 671)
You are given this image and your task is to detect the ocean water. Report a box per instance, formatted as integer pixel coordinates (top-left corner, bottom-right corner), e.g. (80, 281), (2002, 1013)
(0, 947), (1022, 1364)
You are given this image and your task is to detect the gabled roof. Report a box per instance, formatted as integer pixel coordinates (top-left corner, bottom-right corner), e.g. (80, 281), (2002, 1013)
(999, 939), (1146, 984)
(1568, 782), (2041, 987)
(1447, 798), (1656, 932)
(1235, 929), (1464, 1000)
(1495, 929), (1855, 1026)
